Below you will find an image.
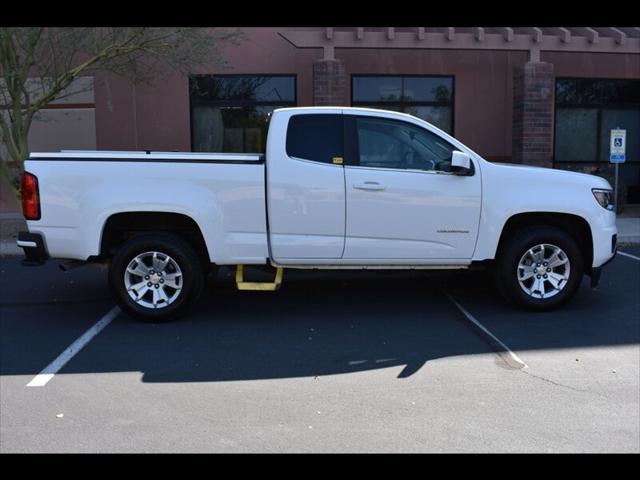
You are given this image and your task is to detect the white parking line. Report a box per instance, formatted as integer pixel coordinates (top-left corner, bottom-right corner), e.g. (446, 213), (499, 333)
(445, 293), (528, 370)
(26, 306), (120, 387)
(618, 251), (640, 261)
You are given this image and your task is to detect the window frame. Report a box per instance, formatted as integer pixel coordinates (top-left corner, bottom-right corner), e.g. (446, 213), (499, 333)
(189, 74), (297, 153)
(553, 76), (640, 165)
(351, 74), (456, 135)
(344, 114), (472, 175)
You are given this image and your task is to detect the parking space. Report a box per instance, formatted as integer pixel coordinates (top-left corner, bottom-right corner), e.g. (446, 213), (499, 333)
(0, 260), (113, 379)
(0, 250), (638, 452)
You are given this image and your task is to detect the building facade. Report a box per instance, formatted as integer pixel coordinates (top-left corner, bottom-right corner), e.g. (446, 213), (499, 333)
(3, 27), (640, 210)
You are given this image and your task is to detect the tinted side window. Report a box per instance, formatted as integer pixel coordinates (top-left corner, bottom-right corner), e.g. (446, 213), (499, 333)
(286, 114), (344, 164)
(356, 117), (456, 171)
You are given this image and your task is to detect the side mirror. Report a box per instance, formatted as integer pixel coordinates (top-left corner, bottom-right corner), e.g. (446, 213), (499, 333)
(451, 151), (472, 175)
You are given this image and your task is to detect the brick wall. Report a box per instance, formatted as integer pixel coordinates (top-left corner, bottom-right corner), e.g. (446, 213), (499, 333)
(313, 59), (347, 106)
(512, 62), (555, 167)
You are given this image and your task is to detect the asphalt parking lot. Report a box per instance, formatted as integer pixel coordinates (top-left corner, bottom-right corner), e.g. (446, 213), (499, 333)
(1, 248), (639, 453)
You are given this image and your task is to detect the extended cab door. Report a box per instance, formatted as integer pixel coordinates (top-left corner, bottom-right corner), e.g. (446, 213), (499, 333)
(267, 110), (346, 260)
(343, 114), (481, 261)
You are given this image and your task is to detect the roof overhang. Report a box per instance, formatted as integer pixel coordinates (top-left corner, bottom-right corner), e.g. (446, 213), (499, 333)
(279, 27), (640, 61)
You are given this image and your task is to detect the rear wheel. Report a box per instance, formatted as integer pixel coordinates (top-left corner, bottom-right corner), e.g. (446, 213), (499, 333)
(494, 226), (584, 311)
(109, 233), (204, 322)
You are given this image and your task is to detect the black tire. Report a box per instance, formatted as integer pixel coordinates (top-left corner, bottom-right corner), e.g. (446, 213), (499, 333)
(108, 233), (205, 322)
(494, 225), (584, 311)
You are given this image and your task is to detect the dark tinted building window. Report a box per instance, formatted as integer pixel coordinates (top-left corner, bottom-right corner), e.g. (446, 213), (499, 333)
(555, 78), (640, 163)
(286, 114), (344, 164)
(190, 75), (296, 153)
(352, 76), (454, 134)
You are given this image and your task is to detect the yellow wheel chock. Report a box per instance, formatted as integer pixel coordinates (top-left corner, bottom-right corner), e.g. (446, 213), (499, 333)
(235, 264), (284, 291)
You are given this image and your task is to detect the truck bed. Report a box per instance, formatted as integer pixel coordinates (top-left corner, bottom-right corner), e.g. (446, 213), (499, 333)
(24, 150), (269, 264)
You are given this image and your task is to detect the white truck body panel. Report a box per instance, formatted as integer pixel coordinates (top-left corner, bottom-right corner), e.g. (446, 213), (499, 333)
(343, 165), (481, 260)
(25, 156), (269, 264)
(473, 161), (617, 268)
(340, 109), (482, 261)
(266, 108), (346, 259)
(23, 107), (617, 270)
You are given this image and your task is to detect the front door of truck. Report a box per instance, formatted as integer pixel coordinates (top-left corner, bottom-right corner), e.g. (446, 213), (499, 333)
(267, 111), (346, 260)
(342, 114), (481, 261)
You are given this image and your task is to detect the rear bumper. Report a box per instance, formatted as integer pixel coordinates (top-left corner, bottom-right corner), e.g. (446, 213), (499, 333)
(17, 231), (49, 265)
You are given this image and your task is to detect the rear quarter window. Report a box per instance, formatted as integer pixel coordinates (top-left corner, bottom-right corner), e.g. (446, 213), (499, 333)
(286, 114), (344, 164)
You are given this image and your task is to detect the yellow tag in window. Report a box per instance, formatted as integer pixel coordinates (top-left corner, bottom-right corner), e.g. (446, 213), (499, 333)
(332, 157), (344, 165)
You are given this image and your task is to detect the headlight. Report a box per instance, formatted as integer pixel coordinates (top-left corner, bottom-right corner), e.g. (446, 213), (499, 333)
(592, 189), (614, 211)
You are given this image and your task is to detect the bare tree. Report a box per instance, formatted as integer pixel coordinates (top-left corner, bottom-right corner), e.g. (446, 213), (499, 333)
(0, 27), (242, 199)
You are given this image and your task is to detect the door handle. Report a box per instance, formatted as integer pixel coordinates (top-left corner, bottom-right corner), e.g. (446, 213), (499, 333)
(353, 181), (386, 191)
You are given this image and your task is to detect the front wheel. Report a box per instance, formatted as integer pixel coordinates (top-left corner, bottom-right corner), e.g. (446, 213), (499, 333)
(109, 233), (204, 322)
(494, 226), (584, 311)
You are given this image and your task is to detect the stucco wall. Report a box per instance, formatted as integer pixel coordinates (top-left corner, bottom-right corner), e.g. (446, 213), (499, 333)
(88, 29), (638, 162)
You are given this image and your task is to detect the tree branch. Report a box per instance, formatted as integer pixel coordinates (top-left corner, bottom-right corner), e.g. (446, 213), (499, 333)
(0, 27), (243, 205)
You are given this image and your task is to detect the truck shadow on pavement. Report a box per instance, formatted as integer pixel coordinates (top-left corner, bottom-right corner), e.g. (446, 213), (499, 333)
(1, 256), (638, 383)
(121, 269), (490, 382)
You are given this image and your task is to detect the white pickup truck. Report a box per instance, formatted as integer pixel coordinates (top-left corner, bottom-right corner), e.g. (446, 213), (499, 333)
(18, 107), (618, 320)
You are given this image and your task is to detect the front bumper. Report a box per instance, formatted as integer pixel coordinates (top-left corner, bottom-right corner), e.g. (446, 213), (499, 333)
(589, 234), (616, 288)
(17, 231), (49, 266)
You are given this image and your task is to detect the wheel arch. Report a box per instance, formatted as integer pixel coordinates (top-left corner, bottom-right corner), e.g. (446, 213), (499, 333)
(495, 212), (594, 274)
(97, 211), (211, 267)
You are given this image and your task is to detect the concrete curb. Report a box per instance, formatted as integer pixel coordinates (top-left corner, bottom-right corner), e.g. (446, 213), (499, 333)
(0, 241), (22, 256)
(0, 213), (23, 220)
(618, 237), (640, 244)
(616, 218), (640, 246)
(0, 216), (26, 247)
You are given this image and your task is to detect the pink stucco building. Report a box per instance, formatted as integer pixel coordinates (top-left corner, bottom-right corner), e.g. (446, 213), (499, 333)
(2, 27), (639, 211)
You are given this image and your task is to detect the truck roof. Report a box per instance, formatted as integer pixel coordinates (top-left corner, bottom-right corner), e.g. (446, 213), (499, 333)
(273, 106), (412, 116)
(271, 106), (443, 128)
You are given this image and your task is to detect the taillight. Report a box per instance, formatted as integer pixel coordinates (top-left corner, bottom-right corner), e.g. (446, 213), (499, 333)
(21, 172), (41, 220)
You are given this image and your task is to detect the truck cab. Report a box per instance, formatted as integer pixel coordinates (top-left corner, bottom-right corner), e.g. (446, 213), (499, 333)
(267, 108), (481, 264)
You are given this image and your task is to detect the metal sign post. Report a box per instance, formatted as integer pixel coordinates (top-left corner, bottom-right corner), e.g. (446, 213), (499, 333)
(610, 128), (626, 211)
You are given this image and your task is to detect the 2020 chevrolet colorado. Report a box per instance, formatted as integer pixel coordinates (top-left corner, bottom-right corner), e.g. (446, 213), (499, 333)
(17, 107), (618, 320)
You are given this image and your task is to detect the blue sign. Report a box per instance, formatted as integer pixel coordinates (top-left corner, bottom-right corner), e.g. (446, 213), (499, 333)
(610, 129), (626, 164)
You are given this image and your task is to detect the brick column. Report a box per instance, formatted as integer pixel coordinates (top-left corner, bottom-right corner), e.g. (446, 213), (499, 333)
(313, 59), (347, 106)
(512, 61), (555, 167)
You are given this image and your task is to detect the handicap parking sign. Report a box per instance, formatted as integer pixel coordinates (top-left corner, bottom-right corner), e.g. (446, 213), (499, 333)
(610, 129), (626, 164)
